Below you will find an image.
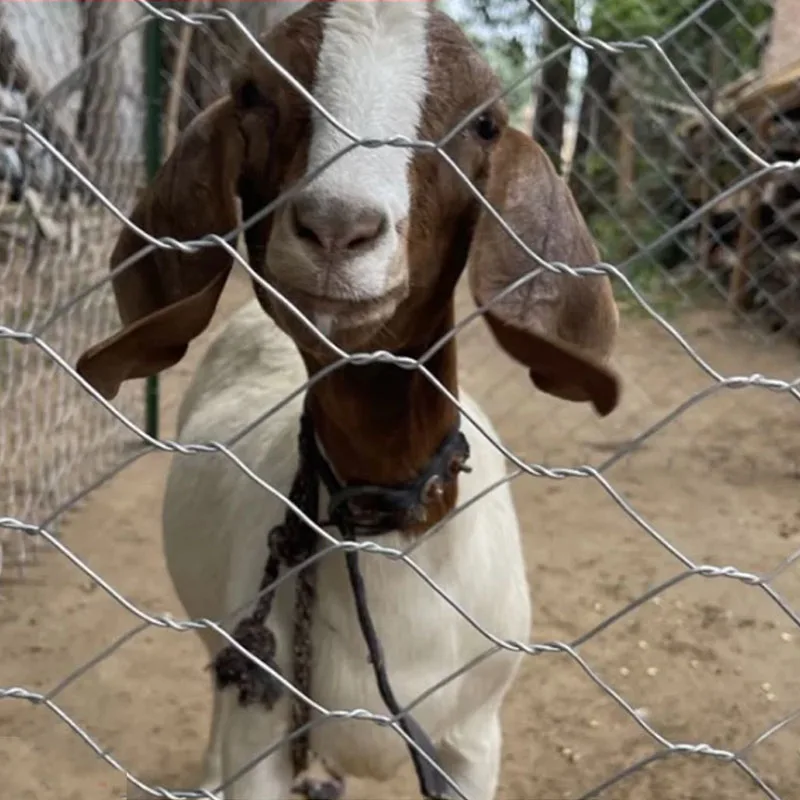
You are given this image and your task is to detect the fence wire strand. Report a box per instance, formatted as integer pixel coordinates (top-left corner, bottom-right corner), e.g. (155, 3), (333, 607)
(1, 1), (799, 799)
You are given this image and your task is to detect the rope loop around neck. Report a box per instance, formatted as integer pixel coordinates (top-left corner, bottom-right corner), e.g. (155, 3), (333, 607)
(212, 404), (471, 799)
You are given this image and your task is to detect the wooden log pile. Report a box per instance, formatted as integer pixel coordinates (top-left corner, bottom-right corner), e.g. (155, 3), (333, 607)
(674, 58), (800, 338)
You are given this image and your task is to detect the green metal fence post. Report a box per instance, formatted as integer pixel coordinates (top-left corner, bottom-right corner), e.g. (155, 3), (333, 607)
(144, 6), (162, 438)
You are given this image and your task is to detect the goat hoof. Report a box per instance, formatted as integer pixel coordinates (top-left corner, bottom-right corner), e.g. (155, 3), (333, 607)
(290, 775), (345, 800)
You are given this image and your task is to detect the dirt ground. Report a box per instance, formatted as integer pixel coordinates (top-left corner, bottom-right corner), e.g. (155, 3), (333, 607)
(2, 269), (800, 800)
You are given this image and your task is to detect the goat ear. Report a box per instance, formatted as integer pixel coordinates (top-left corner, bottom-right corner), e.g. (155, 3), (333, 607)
(466, 127), (621, 417)
(75, 97), (246, 401)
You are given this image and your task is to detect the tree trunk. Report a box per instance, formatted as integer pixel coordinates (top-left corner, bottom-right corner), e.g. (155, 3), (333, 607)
(531, 14), (573, 173)
(567, 49), (619, 215)
(75, 0), (123, 200)
(163, 1), (308, 137)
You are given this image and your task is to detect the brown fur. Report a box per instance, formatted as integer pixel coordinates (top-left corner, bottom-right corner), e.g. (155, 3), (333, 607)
(75, 6), (621, 533)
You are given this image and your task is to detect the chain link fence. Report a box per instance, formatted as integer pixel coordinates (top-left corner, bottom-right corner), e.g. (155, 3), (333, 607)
(1, 0), (799, 798)
(0, 0), (149, 574)
(0, 0), (281, 575)
(513, 0), (800, 338)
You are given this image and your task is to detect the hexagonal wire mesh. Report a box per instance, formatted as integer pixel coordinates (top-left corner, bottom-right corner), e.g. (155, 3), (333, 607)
(1, 1), (799, 798)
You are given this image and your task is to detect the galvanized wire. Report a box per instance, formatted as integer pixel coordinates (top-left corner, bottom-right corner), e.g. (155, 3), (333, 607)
(1, 2), (799, 799)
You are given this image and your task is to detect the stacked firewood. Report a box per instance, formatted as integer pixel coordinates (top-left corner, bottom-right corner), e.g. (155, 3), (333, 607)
(671, 65), (800, 338)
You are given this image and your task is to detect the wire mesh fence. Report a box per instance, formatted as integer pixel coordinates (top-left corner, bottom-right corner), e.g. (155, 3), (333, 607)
(1, 1), (799, 798)
(495, 0), (800, 339)
(0, 0), (150, 573)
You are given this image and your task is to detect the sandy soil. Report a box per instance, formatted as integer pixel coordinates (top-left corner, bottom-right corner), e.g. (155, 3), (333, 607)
(2, 270), (800, 800)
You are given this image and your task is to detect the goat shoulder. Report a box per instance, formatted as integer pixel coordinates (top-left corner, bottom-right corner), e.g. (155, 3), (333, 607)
(165, 300), (305, 628)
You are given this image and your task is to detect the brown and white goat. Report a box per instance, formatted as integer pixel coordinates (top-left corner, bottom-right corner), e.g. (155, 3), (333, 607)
(76, 2), (620, 798)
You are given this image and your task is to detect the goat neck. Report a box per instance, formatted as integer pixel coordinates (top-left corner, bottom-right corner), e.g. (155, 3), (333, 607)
(301, 302), (461, 535)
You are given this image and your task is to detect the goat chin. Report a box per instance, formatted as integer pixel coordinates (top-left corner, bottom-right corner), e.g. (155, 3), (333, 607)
(163, 298), (532, 800)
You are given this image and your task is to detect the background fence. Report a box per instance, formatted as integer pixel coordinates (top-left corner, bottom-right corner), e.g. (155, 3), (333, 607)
(1, 1), (800, 798)
(0, 0), (291, 573)
(456, 0), (800, 333)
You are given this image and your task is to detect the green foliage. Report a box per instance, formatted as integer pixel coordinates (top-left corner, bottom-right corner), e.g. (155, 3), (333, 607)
(450, 0), (775, 303)
(484, 38), (532, 124)
(589, 0), (772, 88)
(589, 0), (769, 47)
(445, 0), (537, 123)
(589, 0), (691, 40)
(575, 0), (774, 290)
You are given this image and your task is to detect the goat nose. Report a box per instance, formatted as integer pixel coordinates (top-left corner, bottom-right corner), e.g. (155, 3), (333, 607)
(290, 196), (387, 253)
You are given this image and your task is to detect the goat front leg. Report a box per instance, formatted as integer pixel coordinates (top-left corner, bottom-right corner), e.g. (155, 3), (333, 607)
(435, 712), (502, 800)
(198, 684), (228, 798)
(219, 691), (294, 800)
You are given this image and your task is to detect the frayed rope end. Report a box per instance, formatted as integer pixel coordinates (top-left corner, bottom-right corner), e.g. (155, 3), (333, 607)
(213, 619), (284, 709)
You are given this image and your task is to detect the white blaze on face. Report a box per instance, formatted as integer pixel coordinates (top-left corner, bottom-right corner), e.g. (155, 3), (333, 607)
(266, 0), (431, 321)
(307, 1), (430, 221)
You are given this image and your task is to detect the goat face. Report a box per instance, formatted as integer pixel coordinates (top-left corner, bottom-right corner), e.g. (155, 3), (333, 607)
(244, 1), (431, 353)
(76, 0), (621, 417)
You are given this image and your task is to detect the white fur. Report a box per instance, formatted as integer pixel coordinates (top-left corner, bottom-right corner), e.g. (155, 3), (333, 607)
(265, 1), (429, 303)
(163, 300), (532, 799)
(308, 1), (428, 217)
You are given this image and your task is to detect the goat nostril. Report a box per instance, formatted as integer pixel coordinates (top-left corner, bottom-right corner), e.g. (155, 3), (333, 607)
(347, 235), (371, 250)
(345, 215), (387, 251)
(298, 224), (321, 246)
(290, 199), (388, 252)
(291, 204), (323, 248)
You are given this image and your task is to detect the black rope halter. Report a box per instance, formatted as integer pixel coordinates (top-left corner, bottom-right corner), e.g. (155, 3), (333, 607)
(212, 407), (471, 800)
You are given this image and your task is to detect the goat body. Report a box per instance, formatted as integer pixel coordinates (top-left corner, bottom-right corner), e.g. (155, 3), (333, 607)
(165, 299), (531, 798)
(74, 4), (621, 798)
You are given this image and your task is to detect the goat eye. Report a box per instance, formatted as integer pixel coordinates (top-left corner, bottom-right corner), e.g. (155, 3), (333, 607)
(237, 79), (265, 110)
(474, 112), (499, 142)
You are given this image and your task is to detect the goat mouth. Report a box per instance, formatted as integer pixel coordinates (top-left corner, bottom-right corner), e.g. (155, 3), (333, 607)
(263, 276), (408, 342)
(269, 277), (404, 317)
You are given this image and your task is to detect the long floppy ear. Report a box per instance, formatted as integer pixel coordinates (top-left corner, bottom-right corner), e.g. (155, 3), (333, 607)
(467, 127), (621, 417)
(75, 97), (245, 400)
